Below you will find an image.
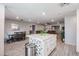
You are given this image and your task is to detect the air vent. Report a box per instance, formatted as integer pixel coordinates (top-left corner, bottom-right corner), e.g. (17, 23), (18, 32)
(60, 3), (70, 7)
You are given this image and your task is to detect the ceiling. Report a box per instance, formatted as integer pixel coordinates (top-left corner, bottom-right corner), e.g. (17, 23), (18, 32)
(4, 3), (79, 24)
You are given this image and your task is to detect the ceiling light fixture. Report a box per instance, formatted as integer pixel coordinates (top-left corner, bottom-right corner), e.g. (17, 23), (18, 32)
(51, 19), (54, 22)
(42, 12), (46, 15)
(16, 16), (19, 19)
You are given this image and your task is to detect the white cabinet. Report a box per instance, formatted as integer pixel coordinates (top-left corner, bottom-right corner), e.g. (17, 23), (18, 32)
(28, 34), (57, 56)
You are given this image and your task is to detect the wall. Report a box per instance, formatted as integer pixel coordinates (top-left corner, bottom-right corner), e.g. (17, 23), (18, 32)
(5, 19), (32, 35)
(65, 14), (76, 46)
(0, 4), (4, 55)
(77, 9), (79, 52)
(4, 19), (44, 40)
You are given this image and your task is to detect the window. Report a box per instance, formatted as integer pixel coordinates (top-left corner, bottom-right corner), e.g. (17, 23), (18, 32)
(11, 23), (19, 30)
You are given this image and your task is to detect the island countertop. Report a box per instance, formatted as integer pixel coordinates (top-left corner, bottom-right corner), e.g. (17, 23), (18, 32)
(27, 34), (57, 41)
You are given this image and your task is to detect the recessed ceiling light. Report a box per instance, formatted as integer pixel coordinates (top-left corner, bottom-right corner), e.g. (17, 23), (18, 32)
(42, 12), (46, 15)
(16, 16), (19, 19)
(51, 19), (54, 22)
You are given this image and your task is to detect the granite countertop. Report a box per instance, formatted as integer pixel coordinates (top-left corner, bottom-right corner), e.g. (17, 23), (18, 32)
(27, 34), (56, 41)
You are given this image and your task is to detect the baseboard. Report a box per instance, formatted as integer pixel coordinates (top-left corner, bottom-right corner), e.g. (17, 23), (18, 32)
(65, 41), (76, 46)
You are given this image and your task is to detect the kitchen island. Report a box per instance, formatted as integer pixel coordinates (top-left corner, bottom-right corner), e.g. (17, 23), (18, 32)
(27, 34), (57, 56)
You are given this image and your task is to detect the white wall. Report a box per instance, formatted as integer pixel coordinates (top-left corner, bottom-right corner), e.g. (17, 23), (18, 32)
(65, 10), (79, 52)
(77, 9), (79, 52)
(65, 14), (76, 46)
(5, 19), (32, 35)
(0, 4), (4, 56)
